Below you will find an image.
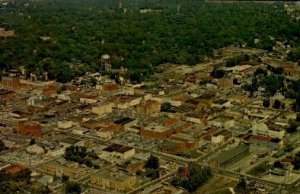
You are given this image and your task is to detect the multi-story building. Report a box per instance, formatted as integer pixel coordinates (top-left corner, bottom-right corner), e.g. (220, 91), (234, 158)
(100, 144), (135, 163)
(42, 160), (88, 179)
(1, 74), (21, 90)
(137, 100), (161, 116)
(92, 103), (113, 116)
(112, 95), (142, 110)
(160, 132), (198, 154)
(91, 170), (136, 191)
(252, 122), (285, 139)
(19, 122), (48, 138)
(211, 130), (232, 145)
(208, 116), (235, 129)
(141, 117), (192, 141)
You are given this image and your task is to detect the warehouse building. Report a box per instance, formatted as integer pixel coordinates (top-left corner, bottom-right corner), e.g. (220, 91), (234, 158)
(210, 144), (249, 168)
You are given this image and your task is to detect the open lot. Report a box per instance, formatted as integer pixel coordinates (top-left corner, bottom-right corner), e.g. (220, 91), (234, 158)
(196, 175), (238, 194)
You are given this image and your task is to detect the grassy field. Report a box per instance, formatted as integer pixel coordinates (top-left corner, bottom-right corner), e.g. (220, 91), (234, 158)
(247, 161), (271, 178)
(176, 150), (202, 159)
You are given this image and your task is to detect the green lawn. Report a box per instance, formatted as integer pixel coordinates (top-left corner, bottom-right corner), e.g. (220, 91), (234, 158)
(176, 150), (202, 159)
(247, 161), (271, 177)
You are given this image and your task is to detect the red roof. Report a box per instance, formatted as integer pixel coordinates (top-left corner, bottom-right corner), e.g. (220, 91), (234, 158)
(251, 135), (272, 142)
(6, 165), (26, 175)
(282, 157), (294, 164)
(165, 118), (178, 127)
(103, 83), (118, 91)
(128, 162), (143, 172)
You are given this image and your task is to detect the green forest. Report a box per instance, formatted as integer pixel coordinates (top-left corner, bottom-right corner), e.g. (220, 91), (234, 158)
(1, 0), (300, 82)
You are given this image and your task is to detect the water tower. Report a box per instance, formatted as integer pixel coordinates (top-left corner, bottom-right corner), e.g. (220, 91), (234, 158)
(101, 54), (111, 71)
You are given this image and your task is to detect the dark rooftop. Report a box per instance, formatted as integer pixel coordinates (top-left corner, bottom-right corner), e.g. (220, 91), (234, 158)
(114, 117), (135, 125)
(60, 137), (80, 145)
(103, 143), (133, 153)
(213, 144), (249, 164)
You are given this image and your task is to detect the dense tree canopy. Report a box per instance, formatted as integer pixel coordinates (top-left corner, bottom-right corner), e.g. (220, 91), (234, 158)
(171, 164), (212, 192)
(226, 54), (250, 67)
(287, 47), (300, 62)
(293, 152), (300, 170)
(0, 168), (31, 193)
(144, 155), (160, 180)
(261, 75), (284, 96)
(254, 67), (268, 77)
(263, 98), (270, 108)
(235, 177), (247, 194)
(64, 145), (98, 168)
(0, 140), (6, 152)
(161, 102), (172, 112)
(0, 172), (12, 193)
(65, 181), (81, 194)
(144, 155), (160, 170)
(211, 68), (225, 79)
(244, 73), (285, 97)
(1, 0), (300, 82)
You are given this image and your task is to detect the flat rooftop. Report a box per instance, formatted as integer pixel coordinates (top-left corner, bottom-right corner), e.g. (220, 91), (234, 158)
(60, 137), (80, 145)
(144, 125), (170, 133)
(213, 144), (249, 164)
(103, 143), (133, 153)
(114, 117), (135, 125)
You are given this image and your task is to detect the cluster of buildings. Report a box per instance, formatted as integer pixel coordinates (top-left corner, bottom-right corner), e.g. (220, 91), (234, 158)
(0, 47), (300, 193)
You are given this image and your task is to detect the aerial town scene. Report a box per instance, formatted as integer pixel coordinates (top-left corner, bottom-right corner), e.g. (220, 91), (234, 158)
(0, 0), (300, 194)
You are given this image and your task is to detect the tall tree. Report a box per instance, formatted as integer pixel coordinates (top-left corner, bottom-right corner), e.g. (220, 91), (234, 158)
(144, 155), (160, 170)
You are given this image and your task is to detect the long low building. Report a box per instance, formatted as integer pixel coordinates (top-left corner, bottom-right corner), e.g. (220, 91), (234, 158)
(210, 144), (249, 168)
(90, 170), (136, 191)
(42, 159), (88, 179)
(248, 135), (283, 149)
(252, 122), (285, 139)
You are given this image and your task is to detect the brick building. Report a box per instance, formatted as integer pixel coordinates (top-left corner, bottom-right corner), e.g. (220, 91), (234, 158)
(160, 133), (198, 154)
(18, 123), (46, 138)
(280, 63), (300, 76)
(1, 75), (21, 90)
(141, 117), (192, 141)
(0, 89), (15, 101)
(42, 83), (58, 97)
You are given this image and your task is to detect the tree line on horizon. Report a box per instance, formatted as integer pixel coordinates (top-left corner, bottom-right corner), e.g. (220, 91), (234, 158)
(0, 0), (300, 82)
